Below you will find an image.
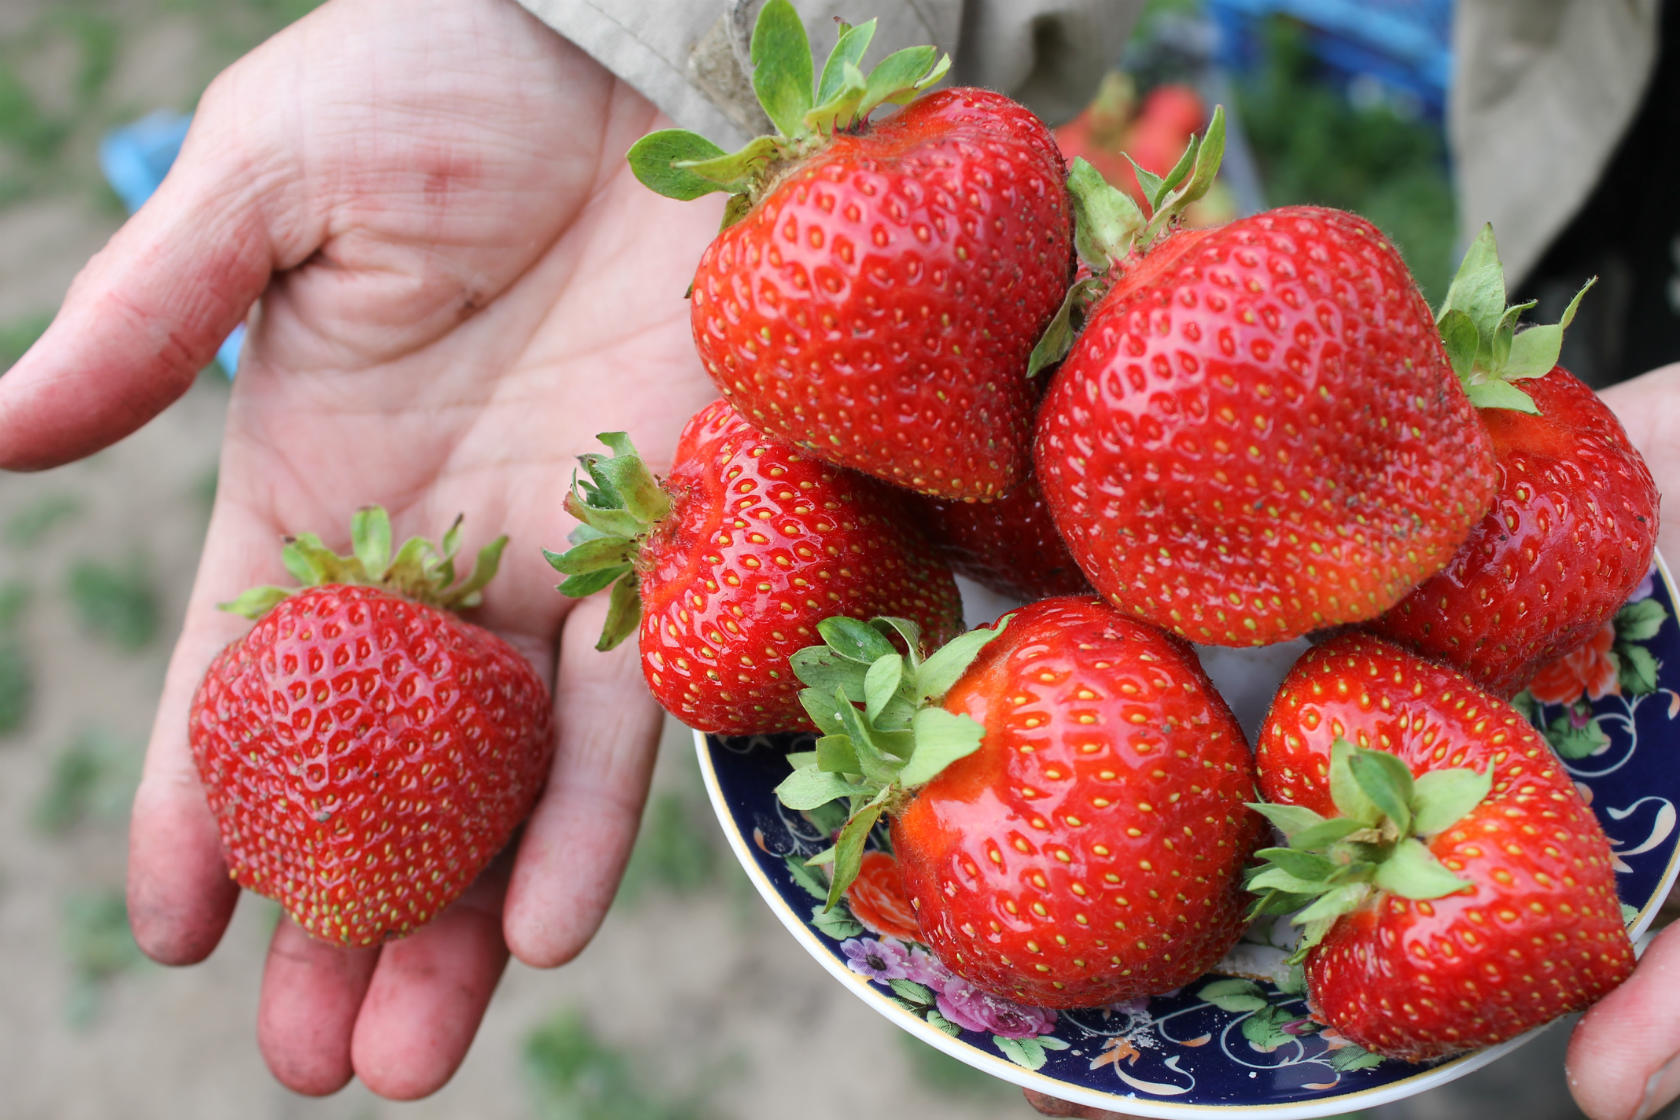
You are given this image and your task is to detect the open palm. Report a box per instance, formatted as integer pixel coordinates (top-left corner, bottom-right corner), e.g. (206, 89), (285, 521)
(0, 0), (718, 1098)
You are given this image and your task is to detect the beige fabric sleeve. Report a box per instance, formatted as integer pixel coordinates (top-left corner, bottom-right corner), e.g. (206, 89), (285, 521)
(1449, 0), (1661, 286)
(512, 0), (1140, 148)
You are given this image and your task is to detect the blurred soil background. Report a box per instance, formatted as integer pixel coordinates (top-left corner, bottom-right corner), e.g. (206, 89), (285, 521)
(0, 1), (1624, 1119)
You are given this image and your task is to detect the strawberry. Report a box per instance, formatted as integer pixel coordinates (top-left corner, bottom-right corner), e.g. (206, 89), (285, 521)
(628, 1), (1073, 501)
(915, 470), (1092, 602)
(550, 399), (963, 735)
(777, 597), (1265, 1008)
(188, 508), (552, 947)
(1364, 227), (1660, 696)
(1249, 632), (1635, 1061)
(1031, 123), (1498, 646)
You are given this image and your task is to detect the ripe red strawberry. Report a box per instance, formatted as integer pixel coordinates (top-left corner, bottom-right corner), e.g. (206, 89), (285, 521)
(188, 509), (553, 947)
(915, 471), (1092, 602)
(1250, 632), (1635, 1061)
(629, 2), (1073, 500)
(1364, 228), (1660, 696)
(778, 597), (1265, 1008)
(550, 398), (963, 735)
(1032, 128), (1498, 646)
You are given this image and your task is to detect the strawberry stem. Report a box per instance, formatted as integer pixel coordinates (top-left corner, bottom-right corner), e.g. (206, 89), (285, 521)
(220, 506), (509, 620)
(774, 613), (1005, 907)
(1246, 739), (1491, 961)
(1436, 224), (1595, 414)
(625, 0), (949, 228)
(547, 432), (673, 651)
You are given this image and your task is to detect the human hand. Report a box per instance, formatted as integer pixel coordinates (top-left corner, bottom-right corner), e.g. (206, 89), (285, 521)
(1565, 360), (1680, 1120)
(0, 0), (719, 1099)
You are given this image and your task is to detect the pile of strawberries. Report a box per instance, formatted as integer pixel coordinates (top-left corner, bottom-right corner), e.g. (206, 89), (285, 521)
(183, 0), (1659, 1070)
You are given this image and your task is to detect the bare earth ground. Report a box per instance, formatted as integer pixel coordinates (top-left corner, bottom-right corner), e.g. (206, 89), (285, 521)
(0, 3), (1658, 1120)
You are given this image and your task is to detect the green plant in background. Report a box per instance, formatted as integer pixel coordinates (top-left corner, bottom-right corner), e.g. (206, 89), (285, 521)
(1230, 16), (1457, 304)
(523, 1010), (718, 1120)
(63, 888), (150, 1028)
(0, 581), (32, 735)
(33, 727), (143, 834)
(0, 311), (54, 372)
(4, 492), (84, 547)
(616, 790), (723, 908)
(896, 1031), (1016, 1102)
(66, 555), (160, 652)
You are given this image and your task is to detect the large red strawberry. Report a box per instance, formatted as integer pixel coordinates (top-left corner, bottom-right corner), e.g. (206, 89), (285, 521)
(188, 508), (553, 947)
(1364, 227), (1660, 696)
(777, 597), (1265, 1008)
(1032, 126), (1498, 646)
(1249, 632), (1635, 1061)
(914, 470), (1092, 603)
(628, 2), (1072, 500)
(550, 399), (963, 735)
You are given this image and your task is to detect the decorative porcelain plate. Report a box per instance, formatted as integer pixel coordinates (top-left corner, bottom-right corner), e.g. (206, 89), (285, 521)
(696, 558), (1680, 1118)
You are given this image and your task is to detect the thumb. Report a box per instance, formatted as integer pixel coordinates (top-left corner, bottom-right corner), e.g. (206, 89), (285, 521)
(1567, 922), (1680, 1120)
(0, 91), (294, 470)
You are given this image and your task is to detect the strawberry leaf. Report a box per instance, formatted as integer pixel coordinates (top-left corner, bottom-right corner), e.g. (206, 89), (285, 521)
(1067, 157), (1146, 273)
(1252, 846), (1336, 881)
(1438, 224), (1507, 338)
(1410, 766), (1493, 835)
(1505, 277), (1592, 379)
(351, 506), (393, 577)
(863, 654), (904, 722)
(792, 645), (871, 703)
(815, 19), (876, 105)
(1288, 816), (1369, 850)
(1437, 309), (1480, 383)
(1248, 801), (1328, 841)
(897, 707), (985, 786)
(914, 620), (1005, 701)
(750, 0), (815, 140)
(626, 129), (733, 200)
(1464, 379), (1540, 414)
(826, 793), (889, 907)
(856, 45), (949, 117)
(814, 732), (860, 773)
(1347, 748), (1415, 836)
(776, 764), (858, 811)
(819, 615), (899, 663)
(1372, 837), (1472, 900)
(1327, 738), (1382, 827)
(595, 575), (642, 651)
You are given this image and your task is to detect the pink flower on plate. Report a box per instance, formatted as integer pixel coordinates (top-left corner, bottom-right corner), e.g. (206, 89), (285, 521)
(905, 947), (956, 991)
(841, 937), (911, 982)
(1528, 620), (1620, 705)
(936, 976), (1059, 1039)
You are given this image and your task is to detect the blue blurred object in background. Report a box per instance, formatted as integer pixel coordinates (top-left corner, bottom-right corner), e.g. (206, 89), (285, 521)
(1205, 0), (1454, 119)
(97, 111), (243, 377)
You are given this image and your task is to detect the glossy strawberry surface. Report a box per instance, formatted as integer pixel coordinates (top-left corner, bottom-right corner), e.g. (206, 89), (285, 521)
(639, 400), (963, 734)
(918, 471), (1092, 602)
(1257, 633), (1635, 1060)
(690, 88), (1073, 501)
(190, 584), (553, 947)
(1035, 206), (1497, 646)
(890, 596), (1264, 1007)
(1366, 367), (1659, 696)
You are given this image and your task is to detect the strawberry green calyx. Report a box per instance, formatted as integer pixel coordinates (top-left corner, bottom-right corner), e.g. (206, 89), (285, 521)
(1436, 224), (1594, 414)
(547, 432), (671, 652)
(774, 615), (1003, 907)
(1246, 739), (1493, 962)
(626, 0), (950, 227)
(221, 506), (509, 620)
(1026, 106), (1226, 376)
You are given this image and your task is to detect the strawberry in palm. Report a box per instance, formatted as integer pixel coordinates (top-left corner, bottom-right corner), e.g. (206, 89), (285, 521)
(550, 399), (962, 735)
(1364, 227), (1660, 697)
(778, 597), (1265, 1008)
(189, 508), (553, 947)
(1032, 120), (1497, 646)
(1249, 632), (1634, 1061)
(629, 1), (1073, 501)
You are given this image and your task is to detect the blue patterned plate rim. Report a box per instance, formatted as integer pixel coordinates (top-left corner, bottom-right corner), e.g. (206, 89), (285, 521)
(694, 552), (1680, 1118)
